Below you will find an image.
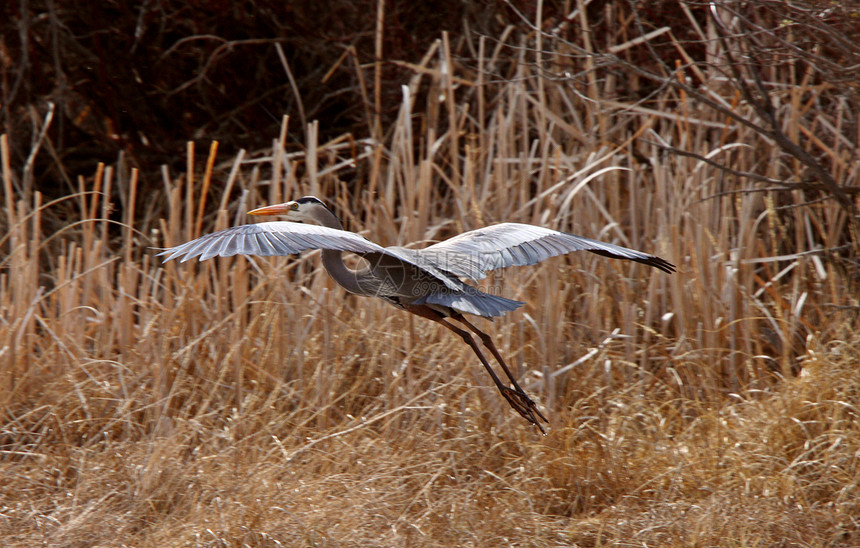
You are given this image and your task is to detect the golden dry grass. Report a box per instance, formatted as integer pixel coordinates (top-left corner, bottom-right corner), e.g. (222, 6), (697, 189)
(2, 15), (859, 548)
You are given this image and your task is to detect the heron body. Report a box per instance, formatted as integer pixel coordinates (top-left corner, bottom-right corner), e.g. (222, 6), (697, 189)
(159, 196), (675, 432)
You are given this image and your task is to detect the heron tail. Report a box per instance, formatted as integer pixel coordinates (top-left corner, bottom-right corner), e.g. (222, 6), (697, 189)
(415, 287), (524, 318)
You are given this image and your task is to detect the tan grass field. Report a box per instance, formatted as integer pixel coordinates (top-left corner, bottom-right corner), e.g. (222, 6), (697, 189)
(2, 13), (859, 548)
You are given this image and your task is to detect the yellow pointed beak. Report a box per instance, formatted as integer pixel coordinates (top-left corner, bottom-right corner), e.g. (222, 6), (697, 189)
(247, 202), (296, 216)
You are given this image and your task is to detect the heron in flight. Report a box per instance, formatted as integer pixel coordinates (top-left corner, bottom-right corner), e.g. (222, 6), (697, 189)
(159, 196), (674, 432)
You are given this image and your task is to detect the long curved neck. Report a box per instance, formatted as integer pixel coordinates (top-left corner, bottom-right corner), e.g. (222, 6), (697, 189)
(310, 204), (365, 295)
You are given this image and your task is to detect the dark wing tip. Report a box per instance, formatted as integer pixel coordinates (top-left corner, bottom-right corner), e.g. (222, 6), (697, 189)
(589, 249), (676, 274)
(644, 255), (676, 274)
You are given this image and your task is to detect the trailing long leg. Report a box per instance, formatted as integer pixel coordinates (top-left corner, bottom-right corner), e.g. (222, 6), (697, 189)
(453, 314), (529, 390)
(452, 313), (547, 423)
(433, 316), (546, 433)
(403, 304), (545, 432)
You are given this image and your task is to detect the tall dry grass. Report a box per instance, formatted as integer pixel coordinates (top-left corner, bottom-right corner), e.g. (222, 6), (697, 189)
(2, 11), (859, 547)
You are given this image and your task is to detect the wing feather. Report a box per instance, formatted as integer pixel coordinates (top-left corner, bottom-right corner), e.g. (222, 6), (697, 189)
(158, 222), (385, 263)
(416, 222), (674, 278)
(158, 222), (467, 292)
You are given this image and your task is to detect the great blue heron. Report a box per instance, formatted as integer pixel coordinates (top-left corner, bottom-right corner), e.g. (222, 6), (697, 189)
(159, 196), (674, 432)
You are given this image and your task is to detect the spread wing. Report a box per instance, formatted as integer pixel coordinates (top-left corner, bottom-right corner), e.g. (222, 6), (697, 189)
(157, 222), (466, 292)
(157, 221), (386, 262)
(415, 222), (675, 280)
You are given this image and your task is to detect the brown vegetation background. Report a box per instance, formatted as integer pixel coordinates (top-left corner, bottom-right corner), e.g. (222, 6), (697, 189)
(2, 1), (859, 546)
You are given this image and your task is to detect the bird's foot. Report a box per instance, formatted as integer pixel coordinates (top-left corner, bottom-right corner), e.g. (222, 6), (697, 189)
(500, 386), (548, 434)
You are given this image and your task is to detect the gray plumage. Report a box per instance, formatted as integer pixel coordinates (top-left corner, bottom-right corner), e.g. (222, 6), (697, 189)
(159, 199), (674, 318)
(158, 196), (675, 432)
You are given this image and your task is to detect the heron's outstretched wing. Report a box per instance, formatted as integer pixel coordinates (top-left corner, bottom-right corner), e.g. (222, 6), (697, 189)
(157, 221), (386, 262)
(417, 222), (675, 280)
(157, 222), (468, 292)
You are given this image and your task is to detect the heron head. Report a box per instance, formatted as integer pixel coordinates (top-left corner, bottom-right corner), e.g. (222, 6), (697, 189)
(247, 196), (340, 226)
